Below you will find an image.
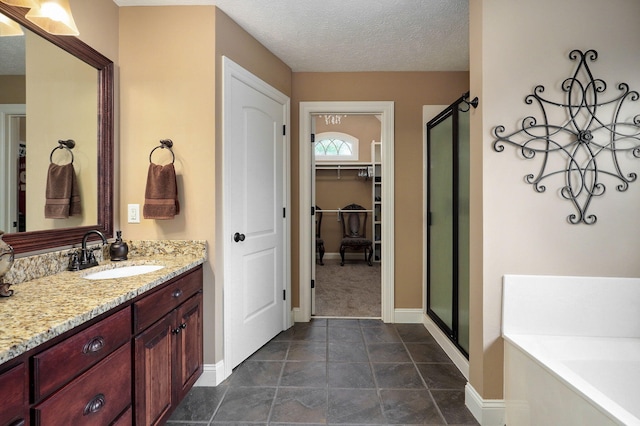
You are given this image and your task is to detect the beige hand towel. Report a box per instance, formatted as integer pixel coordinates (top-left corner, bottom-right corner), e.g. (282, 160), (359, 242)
(143, 163), (180, 219)
(44, 163), (81, 219)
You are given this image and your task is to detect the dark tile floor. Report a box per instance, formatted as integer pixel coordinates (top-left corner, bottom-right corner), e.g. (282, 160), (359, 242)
(167, 318), (479, 425)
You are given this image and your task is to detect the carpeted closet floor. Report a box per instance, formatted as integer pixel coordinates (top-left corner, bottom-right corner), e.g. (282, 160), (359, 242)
(314, 259), (381, 317)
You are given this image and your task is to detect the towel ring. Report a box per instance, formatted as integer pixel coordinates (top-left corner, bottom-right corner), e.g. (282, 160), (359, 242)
(149, 139), (175, 164)
(49, 139), (75, 164)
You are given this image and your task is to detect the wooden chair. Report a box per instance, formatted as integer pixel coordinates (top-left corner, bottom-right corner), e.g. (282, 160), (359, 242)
(315, 206), (325, 265)
(339, 203), (373, 266)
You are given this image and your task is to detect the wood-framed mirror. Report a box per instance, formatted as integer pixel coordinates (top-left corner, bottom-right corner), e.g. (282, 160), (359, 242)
(0, 3), (113, 254)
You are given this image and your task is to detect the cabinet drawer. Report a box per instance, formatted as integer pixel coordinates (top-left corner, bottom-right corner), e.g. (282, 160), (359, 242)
(112, 405), (132, 426)
(0, 363), (28, 426)
(33, 342), (131, 426)
(32, 307), (131, 401)
(134, 267), (202, 333)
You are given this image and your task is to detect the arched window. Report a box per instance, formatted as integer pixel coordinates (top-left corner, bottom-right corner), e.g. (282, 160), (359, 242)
(314, 132), (359, 161)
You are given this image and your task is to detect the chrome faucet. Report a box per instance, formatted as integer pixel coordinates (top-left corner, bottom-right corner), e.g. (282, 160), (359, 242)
(68, 230), (108, 271)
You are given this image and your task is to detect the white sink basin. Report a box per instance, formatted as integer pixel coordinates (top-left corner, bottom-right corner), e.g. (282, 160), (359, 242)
(83, 264), (164, 280)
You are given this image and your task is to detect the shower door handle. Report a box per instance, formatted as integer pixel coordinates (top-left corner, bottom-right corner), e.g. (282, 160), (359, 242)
(233, 232), (245, 242)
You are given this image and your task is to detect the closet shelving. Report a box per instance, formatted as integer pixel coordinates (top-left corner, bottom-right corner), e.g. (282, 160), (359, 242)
(314, 162), (373, 179)
(314, 140), (382, 263)
(372, 141), (382, 262)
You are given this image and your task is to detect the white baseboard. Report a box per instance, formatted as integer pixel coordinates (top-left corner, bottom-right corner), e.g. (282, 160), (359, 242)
(393, 308), (422, 323)
(422, 313), (469, 379)
(465, 383), (505, 426)
(293, 307), (307, 323)
(194, 361), (226, 387)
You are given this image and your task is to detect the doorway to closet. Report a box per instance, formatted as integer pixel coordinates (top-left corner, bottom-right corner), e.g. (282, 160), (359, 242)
(313, 113), (382, 317)
(299, 101), (395, 323)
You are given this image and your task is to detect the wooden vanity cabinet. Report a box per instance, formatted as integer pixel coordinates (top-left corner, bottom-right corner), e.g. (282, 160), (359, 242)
(32, 343), (132, 425)
(31, 308), (132, 402)
(133, 267), (203, 426)
(0, 265), (203, 426)
(0, 362), (28, 426)
(30, 308), (133, 426)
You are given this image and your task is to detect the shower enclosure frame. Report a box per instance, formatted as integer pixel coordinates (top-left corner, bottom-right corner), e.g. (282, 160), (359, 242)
(425, 93), (470, 359)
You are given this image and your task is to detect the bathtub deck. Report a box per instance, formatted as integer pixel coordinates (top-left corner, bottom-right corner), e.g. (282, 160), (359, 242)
(505, 334), (640, 426)
(502, 274), (640, 426)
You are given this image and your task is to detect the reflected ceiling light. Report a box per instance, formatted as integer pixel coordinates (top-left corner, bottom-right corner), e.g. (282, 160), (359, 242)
(25, 0), (79, 36)
(0, 0), (39, 7)
(321, 114), (347, 125)
(0, 12), (23, 36)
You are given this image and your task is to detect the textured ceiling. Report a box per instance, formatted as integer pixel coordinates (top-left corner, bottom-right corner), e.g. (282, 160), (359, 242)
(0, 1), (468, 75)
(114, 0), (469, 72)
(0, 35), (25, 75)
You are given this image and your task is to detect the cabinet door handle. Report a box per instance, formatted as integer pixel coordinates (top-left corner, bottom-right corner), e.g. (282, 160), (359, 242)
(172, 323), (187, 334)
(83, 393), (106, 416)
(172, 289), (183, 298)
(9, 419), (25, 426)
(82, 336), (105, 354)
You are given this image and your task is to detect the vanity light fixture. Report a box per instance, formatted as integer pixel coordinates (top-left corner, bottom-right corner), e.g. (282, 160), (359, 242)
(0, 0), (79, 35)
(0, 11), (23, 35)
(0, 0), (39, 7)
(25, 0), (79, 36)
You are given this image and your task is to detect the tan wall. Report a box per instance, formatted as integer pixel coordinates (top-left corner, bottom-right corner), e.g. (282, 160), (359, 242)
(0, 76), (25, 104)
(71, 0), (119, 63)
(119, 6), (292, 364)
(119, 6), (217, 364)
(470, 0), (640, 400)
(214, 8), (292, 362)
(292, 72), (469, 309)
(316, 114), (381, 163)
(25, 32), (98, 232)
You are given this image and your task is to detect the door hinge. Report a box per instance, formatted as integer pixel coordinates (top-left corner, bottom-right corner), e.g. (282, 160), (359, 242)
(283, 125), (286, 136)
(428, 211), (432, 226)
(283, 289), (286, 300)
(283, 207), (286, 218)
(311, 279), (315, 289)
(311, 133), (315, 143)
(311, 206), (315, 216)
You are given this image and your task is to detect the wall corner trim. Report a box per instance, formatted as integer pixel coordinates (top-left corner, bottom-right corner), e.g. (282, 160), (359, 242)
(465, 383), (505, 426)
(194, 361), (226, 387)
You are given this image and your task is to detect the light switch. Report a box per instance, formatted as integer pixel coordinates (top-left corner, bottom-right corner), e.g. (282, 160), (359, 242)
(128, 204), (140, 223)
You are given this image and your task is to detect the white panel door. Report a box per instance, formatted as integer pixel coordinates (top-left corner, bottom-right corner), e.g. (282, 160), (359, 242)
(223, 58), (287, 371)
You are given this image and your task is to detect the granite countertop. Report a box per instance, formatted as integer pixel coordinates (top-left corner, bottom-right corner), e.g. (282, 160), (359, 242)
(0, 253), (205, 366)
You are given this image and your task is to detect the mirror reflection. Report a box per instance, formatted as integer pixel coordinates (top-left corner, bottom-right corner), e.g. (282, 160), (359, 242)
(0, 18), (98, 234)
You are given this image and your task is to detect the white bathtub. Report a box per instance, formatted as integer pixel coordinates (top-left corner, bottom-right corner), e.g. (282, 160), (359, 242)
(502, 275), (640, 426)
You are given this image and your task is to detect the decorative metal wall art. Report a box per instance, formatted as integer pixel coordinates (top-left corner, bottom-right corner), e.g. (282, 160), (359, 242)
(493, 49), (640, 224)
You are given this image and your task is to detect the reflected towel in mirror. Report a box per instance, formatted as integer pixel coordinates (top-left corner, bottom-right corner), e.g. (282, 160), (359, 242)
(44, 163), (81, 219)
(143, 163), (180, 220)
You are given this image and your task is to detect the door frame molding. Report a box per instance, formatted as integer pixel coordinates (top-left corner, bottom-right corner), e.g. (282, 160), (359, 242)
(0, 104), (25, 232)
(220, 57), (291, 380)
(298, 101), (395, 322)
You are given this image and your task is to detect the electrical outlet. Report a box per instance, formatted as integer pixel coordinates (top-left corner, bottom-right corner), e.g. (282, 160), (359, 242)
(128, 204), (140, 223)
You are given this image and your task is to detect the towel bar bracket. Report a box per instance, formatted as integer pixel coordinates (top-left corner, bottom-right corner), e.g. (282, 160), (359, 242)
(149, 139), (175, 164)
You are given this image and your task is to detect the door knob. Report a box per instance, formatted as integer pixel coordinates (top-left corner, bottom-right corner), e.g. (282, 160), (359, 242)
(233, 232), (246, 242)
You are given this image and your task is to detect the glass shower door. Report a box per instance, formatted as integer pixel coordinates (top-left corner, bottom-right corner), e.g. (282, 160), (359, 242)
(428, 113), (454, 332)
(426, 94), (470, 357)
